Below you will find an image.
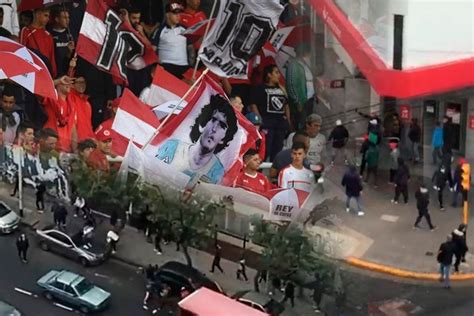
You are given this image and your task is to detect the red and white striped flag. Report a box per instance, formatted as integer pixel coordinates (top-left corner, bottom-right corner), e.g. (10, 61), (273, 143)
(76, 0), (158, 83)
(143, 66), (190, 107)
(111, 89), (161, 155)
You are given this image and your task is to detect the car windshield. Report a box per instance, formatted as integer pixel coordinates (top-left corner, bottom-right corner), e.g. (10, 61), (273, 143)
(0, 204), (10, 217)
(74, 279), (94, 296)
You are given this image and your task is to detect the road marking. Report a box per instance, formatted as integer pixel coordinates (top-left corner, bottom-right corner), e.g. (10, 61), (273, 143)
(94, 272), (111, 279)
(380, 214), (399, 223)
(53, 302), (74, 312)
(14, 287), (33, 296)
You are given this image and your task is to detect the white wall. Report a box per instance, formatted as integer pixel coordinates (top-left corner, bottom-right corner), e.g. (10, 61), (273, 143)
(403, 0), (474, 68)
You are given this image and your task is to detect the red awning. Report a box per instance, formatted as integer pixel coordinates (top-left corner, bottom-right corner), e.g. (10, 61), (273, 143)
(308, 0), (474, 99)
(178, 288), (270, 316)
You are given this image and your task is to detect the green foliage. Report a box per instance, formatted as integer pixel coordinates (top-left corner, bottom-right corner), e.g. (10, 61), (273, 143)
(250, 216), (329, 281)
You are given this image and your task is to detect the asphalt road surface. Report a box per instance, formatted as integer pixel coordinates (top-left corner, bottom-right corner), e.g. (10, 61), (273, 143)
(0, 229), (171, 316)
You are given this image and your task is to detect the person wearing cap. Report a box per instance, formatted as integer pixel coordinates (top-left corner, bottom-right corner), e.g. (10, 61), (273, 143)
(245, 112), (266, 162)
(285, 114), (326, 165)
(87, 126), (112, 172)
(151, 2), (193, 79)
(234, 149), (272, 194)
(328, 119), (349, 165)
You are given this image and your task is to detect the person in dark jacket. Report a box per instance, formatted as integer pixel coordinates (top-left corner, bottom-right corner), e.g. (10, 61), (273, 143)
(342, 165), (364, 216)
(35, 181), (46, 212)
(442, 116), (455, 155)
(432, 157), (453, 211)
(210, 244), (224, 273)
(236, 258), (248, 281)
(16, 233), (29, 263)
(281, 280), (295, 307)
(452, 224), (468, 273)
(364, 142), (379, 188)
(328, 120), (349, 165)
(414, 184), (436, 230)
(408, 118), (421, 162)
(391, 158), (410, 204)
(437, 235), (456, 289)
(451, 159), (466, 207)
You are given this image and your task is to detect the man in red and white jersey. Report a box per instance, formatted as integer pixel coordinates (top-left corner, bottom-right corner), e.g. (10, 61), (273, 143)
(278, 142), (315, 193)
(234, 149), (271, 194)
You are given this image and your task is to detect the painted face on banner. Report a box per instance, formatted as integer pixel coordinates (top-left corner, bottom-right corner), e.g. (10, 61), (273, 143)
(200, 110), (228, 153)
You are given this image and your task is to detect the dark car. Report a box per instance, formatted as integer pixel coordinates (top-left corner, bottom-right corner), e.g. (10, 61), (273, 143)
(232, 290), (285, 316)
(154, 261), (223, 297)
(36, 224), (109, 266)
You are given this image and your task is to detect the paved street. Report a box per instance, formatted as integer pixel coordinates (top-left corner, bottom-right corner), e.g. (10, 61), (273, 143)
(0, 230), (160, 316)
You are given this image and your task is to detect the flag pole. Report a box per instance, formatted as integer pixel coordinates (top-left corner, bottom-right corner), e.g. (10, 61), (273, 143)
(192, 0), (218, 80)
(142, 68), (209, 150)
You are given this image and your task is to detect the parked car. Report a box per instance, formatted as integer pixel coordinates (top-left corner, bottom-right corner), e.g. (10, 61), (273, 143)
(36, 225), (108, 266)
(0, 300), (22, 316)
(0, 201), (20, 234)
(37, 270), (111, 314)
(154, 261), (223, 297)
(232, 290), (285, 316)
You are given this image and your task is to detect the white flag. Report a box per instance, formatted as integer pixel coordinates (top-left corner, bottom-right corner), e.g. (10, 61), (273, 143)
(199, 0), (284, 79)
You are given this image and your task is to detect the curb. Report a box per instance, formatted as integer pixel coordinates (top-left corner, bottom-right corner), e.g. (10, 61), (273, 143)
(346, 257), (474, 281)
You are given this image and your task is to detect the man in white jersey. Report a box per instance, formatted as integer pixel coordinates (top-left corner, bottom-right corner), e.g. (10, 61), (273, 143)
(278, 141), (315, 193)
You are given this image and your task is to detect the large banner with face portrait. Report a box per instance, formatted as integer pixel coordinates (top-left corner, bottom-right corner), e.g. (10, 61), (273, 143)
(144, 77), (259, 188)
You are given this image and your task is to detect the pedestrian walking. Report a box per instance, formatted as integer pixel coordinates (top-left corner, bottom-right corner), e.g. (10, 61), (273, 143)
(431, 122), (443, 165)
(210, 244), (224, 273)
(388, 142), (400, 183)
(328, 119), (349, 165)
(432, 157), (453, 211)
(364, 142), (379, 188)
(342, 165), (364, 216)
(452, 224), (468, 273)
(16, 233), (29, 263)
(35, 181), (46, 212)
(154, 226), (163, 255)
(437, 235), (456, 289)
(413, 184), (436, 231)
(73, 196), (86, 217)
(236, 258), (248, 281)
(311, 272), (324, 312)
(442, 116), (455, 155)
(53, 201), (67, 229)
(392, 158), (410, 204)
(451, 159), (466, 207)
(281, 280), (295, 307)
(408, 118), (421, 163)
(107, 229), (120, 254)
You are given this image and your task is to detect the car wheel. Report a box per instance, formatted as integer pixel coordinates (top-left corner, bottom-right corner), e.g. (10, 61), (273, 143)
(79, 305), (90, 314)
(39, 241), (49, 251)
(79, 257), (89, 267)
(44, 291), (53, 300)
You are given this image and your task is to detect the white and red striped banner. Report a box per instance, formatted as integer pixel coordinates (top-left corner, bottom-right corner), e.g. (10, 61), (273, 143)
(145, 66), (190, 107)
(111, 89), (161, 155)
(76, 0), (158, 83)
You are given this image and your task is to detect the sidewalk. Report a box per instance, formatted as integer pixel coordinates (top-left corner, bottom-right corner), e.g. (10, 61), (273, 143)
(319, 161), (474, 276)
(0, 185), (326, 316)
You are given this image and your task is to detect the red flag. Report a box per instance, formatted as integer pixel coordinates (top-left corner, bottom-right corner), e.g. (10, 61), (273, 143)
(144, 66), (190, 107)
(76, 0), (158, 83)
(145, 77), (259, 186)
(111, 89), (161, 156)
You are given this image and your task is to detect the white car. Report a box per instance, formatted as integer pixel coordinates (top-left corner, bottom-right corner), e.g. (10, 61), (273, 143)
(0, 201), (20, 234)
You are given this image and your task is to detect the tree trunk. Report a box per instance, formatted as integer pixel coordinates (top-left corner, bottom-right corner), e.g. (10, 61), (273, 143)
(182, 244), (193, 267)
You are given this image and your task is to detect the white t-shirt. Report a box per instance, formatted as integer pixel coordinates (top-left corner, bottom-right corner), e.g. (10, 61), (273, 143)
(278, 165), (315, 193)
(158, 25), (188, 66)
(285, 132), (326, 165)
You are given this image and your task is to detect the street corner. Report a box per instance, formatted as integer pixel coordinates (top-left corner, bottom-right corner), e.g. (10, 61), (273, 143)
(368, 298), (423, 316)
(304, 212), (374, 260)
